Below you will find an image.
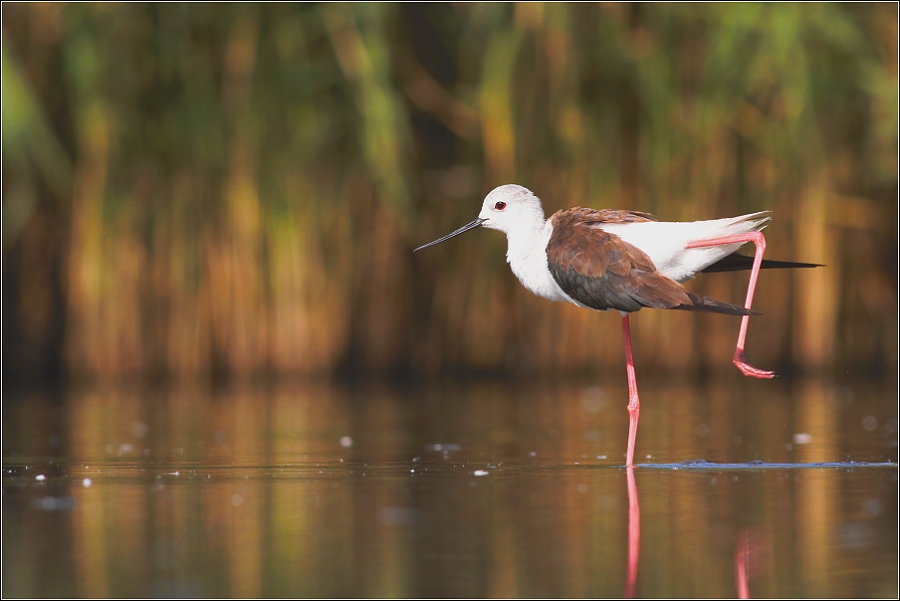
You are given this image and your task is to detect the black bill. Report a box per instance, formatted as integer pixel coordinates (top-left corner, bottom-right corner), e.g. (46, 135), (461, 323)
(414, 218), (487, 251)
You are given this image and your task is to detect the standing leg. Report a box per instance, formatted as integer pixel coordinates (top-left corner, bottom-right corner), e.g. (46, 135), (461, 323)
(622, 313), (640, 467)
(685, 231), (775, 379)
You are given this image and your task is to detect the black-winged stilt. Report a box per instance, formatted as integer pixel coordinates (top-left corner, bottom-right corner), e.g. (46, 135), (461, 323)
(415, 184), (818, 466)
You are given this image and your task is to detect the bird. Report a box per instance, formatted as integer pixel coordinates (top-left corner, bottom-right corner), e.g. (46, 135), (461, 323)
(415, 184), (818, 466)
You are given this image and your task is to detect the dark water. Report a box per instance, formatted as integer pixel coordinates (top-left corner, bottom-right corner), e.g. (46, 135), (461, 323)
(3, 376), (897, 598)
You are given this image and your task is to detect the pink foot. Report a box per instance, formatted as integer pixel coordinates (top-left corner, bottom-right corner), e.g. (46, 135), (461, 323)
(734, 350), (775, 379)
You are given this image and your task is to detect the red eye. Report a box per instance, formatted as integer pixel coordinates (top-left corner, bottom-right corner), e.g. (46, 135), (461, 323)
(494, 201), (507, 210)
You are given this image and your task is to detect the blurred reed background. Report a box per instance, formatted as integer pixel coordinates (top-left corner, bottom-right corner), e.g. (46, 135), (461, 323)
(2, 3), (896, 382)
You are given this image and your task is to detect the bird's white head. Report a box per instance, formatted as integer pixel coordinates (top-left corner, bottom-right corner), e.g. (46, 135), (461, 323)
(477, 184), (546, 236)
(413, 184), (546, 252)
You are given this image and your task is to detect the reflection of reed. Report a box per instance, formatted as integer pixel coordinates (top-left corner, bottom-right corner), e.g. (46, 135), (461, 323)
(2, 4), (896, 380)
(67, 388), (146, 597)
(794, 379), (837, 596)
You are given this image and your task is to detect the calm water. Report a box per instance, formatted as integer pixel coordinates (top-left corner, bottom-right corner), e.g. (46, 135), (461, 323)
(3, 376), (897, 598)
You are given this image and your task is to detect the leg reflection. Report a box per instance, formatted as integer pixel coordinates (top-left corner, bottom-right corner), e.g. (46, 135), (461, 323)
(735, 527), (771, 599)
(735, 530), (750, 599)
(625, 466), (640, 598)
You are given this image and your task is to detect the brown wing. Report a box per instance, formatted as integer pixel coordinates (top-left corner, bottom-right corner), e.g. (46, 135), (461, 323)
(547, 209), (754, 315)
(556, 208), (659, 226)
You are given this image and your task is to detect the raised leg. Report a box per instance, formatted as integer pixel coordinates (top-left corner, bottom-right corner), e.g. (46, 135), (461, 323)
(685, 231), (775, 379)
(622, 313), (640, 467)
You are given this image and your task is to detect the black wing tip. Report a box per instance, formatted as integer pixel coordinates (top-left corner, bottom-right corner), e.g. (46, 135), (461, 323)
(788, 262), (825, 269)
(678, 291), (760, 316)
(702, 254), (825, 274)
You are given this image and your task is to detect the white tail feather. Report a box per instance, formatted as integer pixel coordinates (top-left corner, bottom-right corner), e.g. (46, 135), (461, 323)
(599, 211), (770, 282)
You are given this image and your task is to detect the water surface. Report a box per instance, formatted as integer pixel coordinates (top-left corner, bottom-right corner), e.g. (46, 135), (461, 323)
(3, 376), (897, 597)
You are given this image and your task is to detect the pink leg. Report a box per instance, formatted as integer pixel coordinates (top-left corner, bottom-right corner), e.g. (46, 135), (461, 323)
(622, 314), (640, 467)
(624, 466), (641, 598)
(685, 231), (775, 379)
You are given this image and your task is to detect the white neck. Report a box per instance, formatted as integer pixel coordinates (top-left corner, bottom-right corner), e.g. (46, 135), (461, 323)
(505, 217), (545, 265)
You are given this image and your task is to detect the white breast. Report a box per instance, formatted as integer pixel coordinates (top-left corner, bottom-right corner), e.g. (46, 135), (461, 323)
(505, 221), (577, 304)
